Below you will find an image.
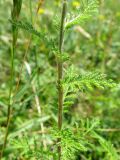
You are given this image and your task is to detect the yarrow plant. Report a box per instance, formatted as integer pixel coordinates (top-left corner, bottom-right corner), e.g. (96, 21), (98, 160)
(55, 0), (116, 159)
(1, 0), (118, 160)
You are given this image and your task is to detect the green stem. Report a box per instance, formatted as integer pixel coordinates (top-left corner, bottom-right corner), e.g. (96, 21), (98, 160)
(29, 0), (33, 24)
(0, 45), (15, 159)
(0, 0), (22, 157)
(57, 0), (67, 159)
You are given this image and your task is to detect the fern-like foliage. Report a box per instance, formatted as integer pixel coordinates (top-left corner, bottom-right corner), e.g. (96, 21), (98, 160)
(52, 128), (88, 160)
(52, 119), (103, 160)
(92, 132), (120, 160)
(9, 19), (57, 50)
(52, 15), (61, 32)
(9, 19), (44, 38)
(11, 136), (53, 159)
(54, 51), (70, 63)
(62, 66), (116, 109)
(65, 0), (99, 29)
(63, 71), (116, 90)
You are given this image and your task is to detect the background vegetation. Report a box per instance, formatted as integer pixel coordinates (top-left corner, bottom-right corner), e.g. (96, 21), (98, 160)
(0, 0), (120, 159)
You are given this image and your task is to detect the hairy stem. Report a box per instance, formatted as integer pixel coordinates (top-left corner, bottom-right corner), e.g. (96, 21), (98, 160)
(57, 0), (67, 159)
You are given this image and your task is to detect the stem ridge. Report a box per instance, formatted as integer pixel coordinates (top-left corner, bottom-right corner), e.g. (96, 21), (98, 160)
(57, 0), (67, 159)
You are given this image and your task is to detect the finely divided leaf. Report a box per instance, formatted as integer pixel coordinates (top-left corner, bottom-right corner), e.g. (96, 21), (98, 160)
(65, 0), (99, 29)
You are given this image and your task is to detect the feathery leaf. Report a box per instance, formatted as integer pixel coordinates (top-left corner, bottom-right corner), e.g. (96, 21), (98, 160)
(65, 0), (99, 29)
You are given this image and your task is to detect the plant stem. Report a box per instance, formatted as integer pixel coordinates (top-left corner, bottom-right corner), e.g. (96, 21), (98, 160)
(29, 0), (33, 24)
(14, 0), (44, 95)
(57, 0), (67, 159)
(0, 0), (22, 157)
(0, 45), (15, 160)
